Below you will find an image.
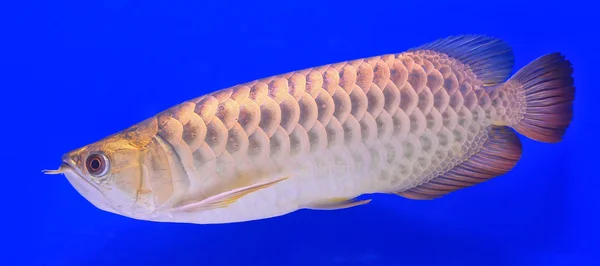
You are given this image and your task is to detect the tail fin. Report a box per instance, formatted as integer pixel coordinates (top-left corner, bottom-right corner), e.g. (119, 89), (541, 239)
(508, 53), (575, 143)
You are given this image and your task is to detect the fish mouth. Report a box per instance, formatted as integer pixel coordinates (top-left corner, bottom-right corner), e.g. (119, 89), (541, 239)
(42, 154), (81, 176)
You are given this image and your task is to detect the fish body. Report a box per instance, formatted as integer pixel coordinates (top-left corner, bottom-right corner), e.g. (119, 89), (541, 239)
(45, 35), (575, 224)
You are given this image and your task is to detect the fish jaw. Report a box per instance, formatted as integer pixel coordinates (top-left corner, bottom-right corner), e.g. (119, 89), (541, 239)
(58, 159), (121, 216)
(44, 152), (121, 215)
(47, 128), (169, 221)
(59, 153), (174, 222)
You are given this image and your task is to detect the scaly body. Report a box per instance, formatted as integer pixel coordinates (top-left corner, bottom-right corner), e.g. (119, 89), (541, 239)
(45, 35), (575, 224)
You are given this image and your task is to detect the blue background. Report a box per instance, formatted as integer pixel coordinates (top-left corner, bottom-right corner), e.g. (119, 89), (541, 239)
(1, 0), (597, 265)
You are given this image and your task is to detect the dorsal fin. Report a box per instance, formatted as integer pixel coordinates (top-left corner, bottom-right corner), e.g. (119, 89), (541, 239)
(396, 126), (522, 200)
(408, 35), (515, 86)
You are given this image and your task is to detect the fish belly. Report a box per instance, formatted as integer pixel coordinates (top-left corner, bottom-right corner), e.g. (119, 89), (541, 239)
(150, 51), (503, 224)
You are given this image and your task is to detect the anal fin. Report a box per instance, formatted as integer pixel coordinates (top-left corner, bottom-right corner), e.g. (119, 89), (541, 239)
(397, 126), (522, 200)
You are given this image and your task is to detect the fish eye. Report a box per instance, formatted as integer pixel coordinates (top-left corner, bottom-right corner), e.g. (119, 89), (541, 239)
(85, 152), (110, 177)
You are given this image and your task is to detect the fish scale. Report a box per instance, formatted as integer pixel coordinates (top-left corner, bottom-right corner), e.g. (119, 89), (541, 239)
(45, 35), (575, 224)
(140, 48), (504, 221)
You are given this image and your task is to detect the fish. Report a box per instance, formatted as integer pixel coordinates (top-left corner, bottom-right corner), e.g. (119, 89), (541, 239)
(43, 35), (575, 224)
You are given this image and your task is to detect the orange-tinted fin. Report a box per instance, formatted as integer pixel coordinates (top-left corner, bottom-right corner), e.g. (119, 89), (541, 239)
(172, 176), (289, 213)
(409, 35), (514, 86)
(508, 52), (575, 143)
(303, 197), (372, 210)
(397, 126), (522, 200)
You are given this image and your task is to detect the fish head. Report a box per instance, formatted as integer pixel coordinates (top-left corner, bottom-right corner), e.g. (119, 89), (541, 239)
(45, 118), (164, 221)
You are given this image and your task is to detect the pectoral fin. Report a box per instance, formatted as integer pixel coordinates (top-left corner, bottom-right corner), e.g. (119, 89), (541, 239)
(172, 176), (289, 213)
(303, 197), (371, 210)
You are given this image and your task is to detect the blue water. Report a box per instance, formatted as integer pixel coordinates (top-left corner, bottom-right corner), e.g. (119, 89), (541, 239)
(1, 0), (597, 265)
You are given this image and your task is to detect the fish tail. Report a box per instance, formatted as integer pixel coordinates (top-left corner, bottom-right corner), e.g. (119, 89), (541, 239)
(503, 52), (575, 143)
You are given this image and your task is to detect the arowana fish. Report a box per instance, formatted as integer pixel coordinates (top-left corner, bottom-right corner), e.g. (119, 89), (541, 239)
(44, 35), (575, 224)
